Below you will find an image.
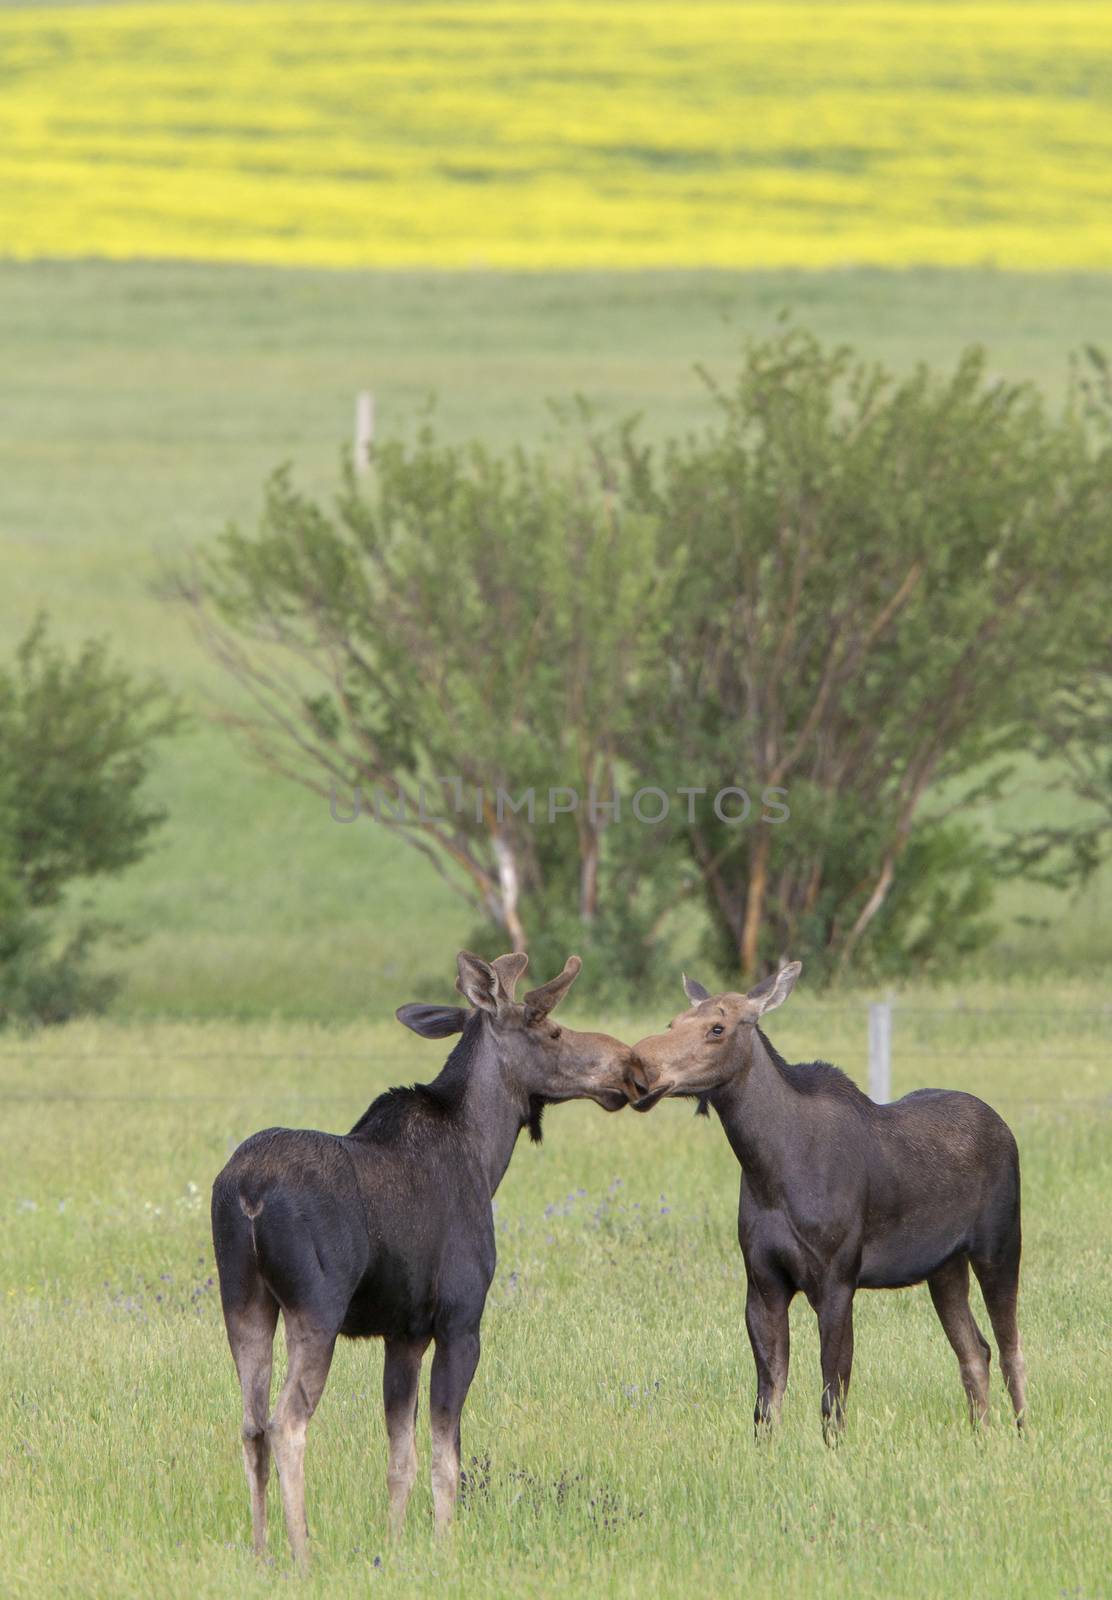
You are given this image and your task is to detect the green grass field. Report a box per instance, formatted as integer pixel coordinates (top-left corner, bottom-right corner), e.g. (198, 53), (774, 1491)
(2, 261), (1110, 1017)
(2, 995), (1109, 1598)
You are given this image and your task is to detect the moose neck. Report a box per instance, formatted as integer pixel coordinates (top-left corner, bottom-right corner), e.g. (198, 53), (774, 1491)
(436, 1016), (530, 1196)
(709, 1028), (804, 1192)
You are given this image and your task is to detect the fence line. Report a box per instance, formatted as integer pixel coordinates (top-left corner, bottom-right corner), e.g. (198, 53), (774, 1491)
(0, 1014), (1108, 1064)
(0, 1089), (1107, 1110)
(0, 1002), (1107, 1114)
(1, 1050), (1109, 1066)
(0, 1090), (365, 1105)
(0, 1052), (410, 1064)
(827, 1007), (1112, 1019)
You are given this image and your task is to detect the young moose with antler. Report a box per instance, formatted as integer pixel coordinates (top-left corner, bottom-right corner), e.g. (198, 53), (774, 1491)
(211, 950), (632, 1564)
(630, 962), (1026, 1438)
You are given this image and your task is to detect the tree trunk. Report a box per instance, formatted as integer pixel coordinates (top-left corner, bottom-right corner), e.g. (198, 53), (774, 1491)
(835, 852), (894, 976)
(576, 750), (607, 924)
(835, 765), (936, 975)
(491, 833), (528, 952)
(691, 826), (743, 948)
(739, 825), (771, 980)
(579, 834), (600, 924)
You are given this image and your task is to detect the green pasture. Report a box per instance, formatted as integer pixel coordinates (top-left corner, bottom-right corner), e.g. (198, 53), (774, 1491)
(2, 262), (1110, 1017)
(1, 995), (1109, 1598)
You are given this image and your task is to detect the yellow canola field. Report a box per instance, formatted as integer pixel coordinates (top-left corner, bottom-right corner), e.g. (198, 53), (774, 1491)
(2, 2), (1111, 269)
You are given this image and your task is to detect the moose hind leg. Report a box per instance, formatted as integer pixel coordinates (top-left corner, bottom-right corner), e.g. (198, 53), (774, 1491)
(268, 1311), (337, 1569)
(383, 1337), (429, 1537)
(972, 1238), (1026, 1428)
(429, 1330), (481, 1534)
(928, 1256), (990, 1424)
(227, 1287), (280, 1556)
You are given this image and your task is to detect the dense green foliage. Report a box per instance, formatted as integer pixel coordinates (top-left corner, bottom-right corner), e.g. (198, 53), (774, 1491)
(0, 619), (179, 1025)
(192, 331), (1111, 988)
(620, 333), (1111, 980)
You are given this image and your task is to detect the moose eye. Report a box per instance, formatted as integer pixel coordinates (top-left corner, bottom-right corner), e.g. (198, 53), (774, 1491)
(709, 1024), (725, 1037)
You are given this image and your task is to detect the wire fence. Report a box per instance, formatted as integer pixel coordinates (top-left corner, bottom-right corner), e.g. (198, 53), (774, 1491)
(0, 1009), (1107, 1108)
(0, 1092), (1106, 1110)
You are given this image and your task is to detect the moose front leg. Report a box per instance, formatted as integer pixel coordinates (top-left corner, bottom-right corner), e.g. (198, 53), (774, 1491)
(744, 1272), (792, 1432)
(428, 1329), (481, 1534)
(815, 1282), (855, 1443)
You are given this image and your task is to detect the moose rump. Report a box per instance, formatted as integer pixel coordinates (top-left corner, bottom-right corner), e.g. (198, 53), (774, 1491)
(855, 1087), (1022, 1292)
(213, 1125), (453, 1344)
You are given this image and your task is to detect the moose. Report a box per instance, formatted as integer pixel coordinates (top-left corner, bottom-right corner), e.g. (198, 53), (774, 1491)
(211, 950), (632, 1564)
(629, 962), (1026, 1437)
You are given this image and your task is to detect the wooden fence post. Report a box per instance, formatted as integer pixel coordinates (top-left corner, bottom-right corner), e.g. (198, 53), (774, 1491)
(868, 1000), (892, 1103)
(355, 390), (375, 472)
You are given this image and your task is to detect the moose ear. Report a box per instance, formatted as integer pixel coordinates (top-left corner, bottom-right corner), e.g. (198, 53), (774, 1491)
(523, 955), (582, 1022)
(683, 973), (711, 1004)
(455, 950), (501, 1013)
(746, 960), (802, 1017)
(395, 1003), (468, 1038)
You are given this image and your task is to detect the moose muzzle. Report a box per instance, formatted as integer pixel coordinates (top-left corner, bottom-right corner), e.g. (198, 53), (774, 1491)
(625, 1035), (676, 1112)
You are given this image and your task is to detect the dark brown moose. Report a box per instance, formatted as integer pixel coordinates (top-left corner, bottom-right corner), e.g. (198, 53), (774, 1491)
(211, 951), (632, 1564)
(629, 962), (1026, 1438)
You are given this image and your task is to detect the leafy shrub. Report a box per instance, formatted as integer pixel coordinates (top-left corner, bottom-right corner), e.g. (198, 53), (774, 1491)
(188, 331), (1111, 989)
(0, 619), (180, 1027)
